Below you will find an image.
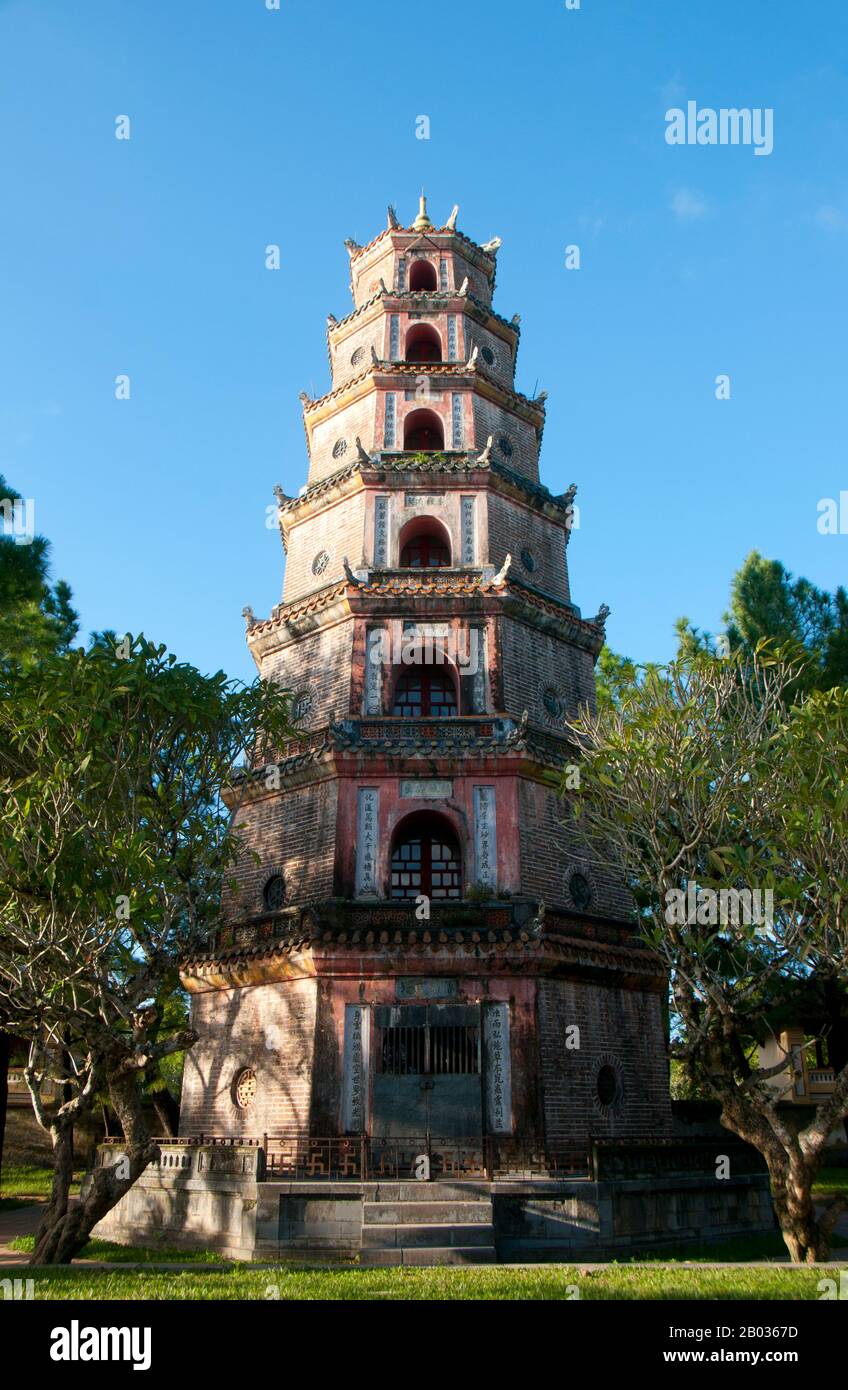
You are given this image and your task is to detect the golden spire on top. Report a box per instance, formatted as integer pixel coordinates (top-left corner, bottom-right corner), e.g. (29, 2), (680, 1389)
(412, 191), (433, 231)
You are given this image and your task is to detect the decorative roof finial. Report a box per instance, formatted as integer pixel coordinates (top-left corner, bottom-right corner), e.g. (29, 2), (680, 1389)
(387, 204), (399, 229)
(413, 191), (433, 231)
(445, 205), (459, 230)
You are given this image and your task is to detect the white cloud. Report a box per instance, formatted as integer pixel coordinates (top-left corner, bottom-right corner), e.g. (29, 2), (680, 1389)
(660, 72), (685, 107)
(814, 203), (847, 230)
(670, 188), (708, 222)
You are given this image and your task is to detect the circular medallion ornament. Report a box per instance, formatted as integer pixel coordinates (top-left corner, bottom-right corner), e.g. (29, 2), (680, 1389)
(520, 548), (536, 574)
(233, 1069), (257, 1110)
(498, 434), (513, 458)
(481, 345), (496, 366)
(312, 550), (330, 576)
(350, 346), (366, 367)
(542, 685), (564, 721)
(262, 874), (286, 911)
(291, 688), (314, 723)
(568, 870), (592, 911)
(596, 1064), (619, 1108)
(332, 438), (347, 459)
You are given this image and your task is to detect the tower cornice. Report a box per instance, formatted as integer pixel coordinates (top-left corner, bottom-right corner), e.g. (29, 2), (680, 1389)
(301, 362), (545, 430)
(273, 455), (576, 559)
(348, 223), (498, 273)
(243, 569), (605, 660)
(328, 286), (519, 341)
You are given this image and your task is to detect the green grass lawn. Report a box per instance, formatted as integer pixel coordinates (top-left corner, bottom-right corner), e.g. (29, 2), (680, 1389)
(641, 1231), (789, 1262)
(813, 1166), (848, 1198)
(9, 1235), (225, 1265)
(0, 1164), (83, 1199)
(10, 1263), (833, 1300)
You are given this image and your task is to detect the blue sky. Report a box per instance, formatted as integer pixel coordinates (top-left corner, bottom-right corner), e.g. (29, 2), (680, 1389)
(1, 0), (845, 683)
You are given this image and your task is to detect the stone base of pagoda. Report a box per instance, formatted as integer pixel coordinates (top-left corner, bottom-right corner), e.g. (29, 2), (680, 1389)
(90, 1141), (775, 1264)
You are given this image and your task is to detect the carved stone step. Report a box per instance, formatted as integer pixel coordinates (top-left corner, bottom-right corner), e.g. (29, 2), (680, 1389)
(362, 1221), (495, 1249)
(359, 1245), (497, 1267)
(367, 1182), (490, 1203)
(363, 1200), (493, 1225)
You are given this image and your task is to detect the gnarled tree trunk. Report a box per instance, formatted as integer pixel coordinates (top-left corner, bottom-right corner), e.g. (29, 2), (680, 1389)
(29, 1067), (158, 1266)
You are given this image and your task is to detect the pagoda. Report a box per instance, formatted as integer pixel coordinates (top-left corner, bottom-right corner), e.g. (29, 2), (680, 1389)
(178, 197), (672, 1174)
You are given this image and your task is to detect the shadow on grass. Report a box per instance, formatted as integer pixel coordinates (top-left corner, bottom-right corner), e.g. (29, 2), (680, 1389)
(9, 1235), (226, 1265)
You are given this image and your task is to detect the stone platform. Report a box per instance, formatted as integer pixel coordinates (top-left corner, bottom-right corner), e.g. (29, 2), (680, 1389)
(90, 1141), (777, 1264)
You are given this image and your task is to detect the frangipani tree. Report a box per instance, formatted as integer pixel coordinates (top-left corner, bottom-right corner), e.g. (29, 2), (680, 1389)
(565, 648), (848, 1262)
(0, 637), (292, 1263)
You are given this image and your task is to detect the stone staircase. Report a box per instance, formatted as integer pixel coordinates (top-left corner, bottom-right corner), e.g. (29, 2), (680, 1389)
(358, 1181), (496, 1266)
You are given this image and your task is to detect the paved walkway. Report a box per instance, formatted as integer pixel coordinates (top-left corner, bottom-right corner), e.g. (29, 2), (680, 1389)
(0, 1201), (43, 1266)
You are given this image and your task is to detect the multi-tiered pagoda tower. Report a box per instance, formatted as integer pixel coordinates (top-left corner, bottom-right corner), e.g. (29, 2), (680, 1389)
(179, 198), (672, 1162)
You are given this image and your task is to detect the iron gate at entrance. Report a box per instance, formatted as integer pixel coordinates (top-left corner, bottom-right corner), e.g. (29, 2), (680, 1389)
(371, 1003), (483, 1139)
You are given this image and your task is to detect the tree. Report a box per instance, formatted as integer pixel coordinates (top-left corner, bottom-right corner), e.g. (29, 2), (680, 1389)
(677, 550), (848, 695)
(0, 472), (78, 665)
(565, 650), (848, 1262)
(0, 636), (292, 1263)
(677, 551), (848, 1139)
(0, 474), (79, 1187)
(594, 647), (639, 713)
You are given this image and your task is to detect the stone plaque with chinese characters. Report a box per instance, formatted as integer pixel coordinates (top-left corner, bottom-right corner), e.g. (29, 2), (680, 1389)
(461, 496), (476, 564)
(484, 1002), (512, 1132)
(473, 785), (497, 889)
(404, 493), (445, 508)
(471, 627), (488, 712)
(400, 779), (453, 799)
(374, 496), (389, 565)
(364, 628), (384, 714)
(396, 978), (459, 1000)
(342, 1005), (370, 1132)
(355, 788), (380, 896)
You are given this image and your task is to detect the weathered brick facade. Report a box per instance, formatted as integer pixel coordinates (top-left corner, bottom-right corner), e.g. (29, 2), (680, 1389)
(180, 978), (318, 1136)
(180, 199), (672, 1157)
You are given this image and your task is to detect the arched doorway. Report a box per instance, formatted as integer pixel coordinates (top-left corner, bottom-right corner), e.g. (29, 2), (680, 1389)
(408, 259), (438, 291)
(389, 811), (462, 901)
(403, 408), (444, 451)
(405, 323), (442, 363)
(398, 515), (451, 567)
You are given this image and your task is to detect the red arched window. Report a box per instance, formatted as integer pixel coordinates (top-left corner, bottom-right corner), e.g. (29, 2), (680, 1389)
(408, 259), (438, 292)
(390, 813), (462, 900)
(404, 408), (444, 451)
(405, 324), (441, 363)
(400, 533), (450, 567)
(392, 667), (458, 717)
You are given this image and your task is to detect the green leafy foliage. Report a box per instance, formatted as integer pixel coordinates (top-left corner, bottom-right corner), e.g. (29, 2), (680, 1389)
(0, 473), (78, 665)
(677, 550), (848, 696)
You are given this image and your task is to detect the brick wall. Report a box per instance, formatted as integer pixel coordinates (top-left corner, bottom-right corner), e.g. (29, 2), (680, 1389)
(330, 310), (383, 391)
(224, 779), (340, 917)
(350, 240), (396, 308)
(537, 977), (672, 1146)
(517, 778), (633, 920)
(446, 247), (492, 303)
(463, 316), (517, 391)
(487, 492), (570, 601)
(179, 977), (318, 1136)
(500, 616), (594, 723)
(307, 395), (376, 486)
(259, 619), (354, 727)
(282, 491), (367, 603)
(472, 395), (539, 482)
